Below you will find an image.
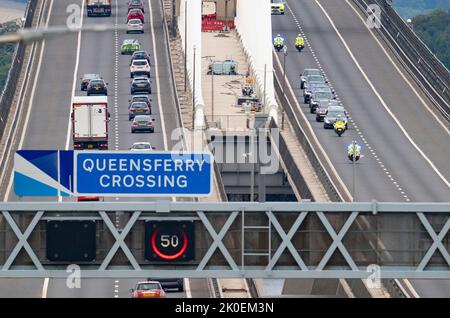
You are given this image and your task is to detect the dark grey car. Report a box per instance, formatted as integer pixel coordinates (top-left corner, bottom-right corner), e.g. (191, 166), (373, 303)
(131, 77), (151, 94)
(309, 89), (335, 113)
(323, 106), (348, 129)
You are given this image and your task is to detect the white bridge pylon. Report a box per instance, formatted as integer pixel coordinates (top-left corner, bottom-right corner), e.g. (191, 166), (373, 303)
(178, 0), (279, 129)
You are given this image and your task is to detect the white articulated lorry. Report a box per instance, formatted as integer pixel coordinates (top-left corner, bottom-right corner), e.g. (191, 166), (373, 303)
(72, 96), (109, 150)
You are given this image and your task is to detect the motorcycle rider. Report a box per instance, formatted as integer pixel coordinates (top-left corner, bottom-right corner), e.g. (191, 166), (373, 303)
(333, 114), (346, 136)
(295, 34), (305, 48)
(273, 34), (285, 48)
(347, 143), (362, 162)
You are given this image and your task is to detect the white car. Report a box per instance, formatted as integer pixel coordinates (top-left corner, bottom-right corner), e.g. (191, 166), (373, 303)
(130, 59), (151, 78)
(127, 18), (144, 34)
(130, 142), (154, 151)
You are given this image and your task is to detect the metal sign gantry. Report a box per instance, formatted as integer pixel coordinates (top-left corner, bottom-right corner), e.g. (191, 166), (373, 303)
(0, 201), (449, 278)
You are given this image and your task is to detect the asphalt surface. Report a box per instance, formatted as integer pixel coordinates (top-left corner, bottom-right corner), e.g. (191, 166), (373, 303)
(272, 0), (450, 297)
(1, 0), (209, 298)
(273, 0), (449, 203)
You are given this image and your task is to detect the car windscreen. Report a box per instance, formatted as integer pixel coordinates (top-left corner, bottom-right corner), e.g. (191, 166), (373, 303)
(327, 111), (344, 118)
(133, 61), (147, 66)
(307, 75), (325, 82)
(133, 97), (148, 102)
(129, 20), (141, 24)
(90, 80), (103, 85)
(137, 283), (160, 290)
(315, 92), (332, 100)
(131, 103), (147, 109)
(304, 69), (320, 77)
(133, 144), (150, 149)
(135, 115), (151, 121)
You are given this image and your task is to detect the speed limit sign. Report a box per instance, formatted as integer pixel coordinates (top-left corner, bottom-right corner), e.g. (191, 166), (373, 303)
(145, 221), (194, 262)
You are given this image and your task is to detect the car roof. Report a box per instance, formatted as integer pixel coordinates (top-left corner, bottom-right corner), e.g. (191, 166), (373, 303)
(83, 73), (100, 78)
(133, 142), (151, 145)
(130, 101), (148, 106)
(123, 39), (139, 44)
(137, 281), (160, 285)
(327, 106), (345, 111)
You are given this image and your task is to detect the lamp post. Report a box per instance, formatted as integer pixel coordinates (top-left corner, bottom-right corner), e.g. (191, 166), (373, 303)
(202, 55), (216, 123)
(350, 140), (359, 202)
(184, 0), (187, 92)
(171, 0), (177, 38)
(224, 0), (229, 32)
(192, 45), (197, 130)
(282, 45), (288, 129)
(243, 152), (255, 202)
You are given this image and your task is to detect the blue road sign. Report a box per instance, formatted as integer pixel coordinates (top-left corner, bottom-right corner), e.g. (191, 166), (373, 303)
(14, 151), (213, 197)
(75, 151), (212, 196)
(14, 150), (74, 197)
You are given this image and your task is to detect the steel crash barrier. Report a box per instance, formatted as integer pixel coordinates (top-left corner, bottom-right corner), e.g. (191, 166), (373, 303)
(351, 0), (450, 121)
(0, 202), (449, 278)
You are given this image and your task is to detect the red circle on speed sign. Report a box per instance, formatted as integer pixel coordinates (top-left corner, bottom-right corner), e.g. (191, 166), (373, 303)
(151, 228), (188, 260)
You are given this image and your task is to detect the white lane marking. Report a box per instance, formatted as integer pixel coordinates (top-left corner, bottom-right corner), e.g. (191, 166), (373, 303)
(314, 0), (450, 189)
(286, 2), (412, 203)
(184, 278), (192, 298)
(41, 277), (49, 298)
(345, 0), (449, 134)
(3, 0), (54, 201)
(402, 279), (420, 298)
(59, 0), (85, 203)
(148, 0), (168, 151)
(63, 0), (85, 151)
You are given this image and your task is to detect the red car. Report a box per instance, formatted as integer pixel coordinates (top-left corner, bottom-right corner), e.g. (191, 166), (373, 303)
(131, 281), (166, 298)
(77, 196), (101, 202)
(128, 0), (144, 13)
(127, 9), (144, 23)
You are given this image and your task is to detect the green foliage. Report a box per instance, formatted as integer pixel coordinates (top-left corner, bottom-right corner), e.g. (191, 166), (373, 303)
(413, 9), (450, 69)
(393, 0), (450, 18)
(0, 23), (19, 91)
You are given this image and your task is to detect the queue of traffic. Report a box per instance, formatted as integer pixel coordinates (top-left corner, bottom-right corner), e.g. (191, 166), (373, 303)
(71, 0), (183, 298)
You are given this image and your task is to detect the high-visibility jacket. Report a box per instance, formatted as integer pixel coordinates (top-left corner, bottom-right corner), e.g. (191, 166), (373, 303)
(296, 37), (305, 46)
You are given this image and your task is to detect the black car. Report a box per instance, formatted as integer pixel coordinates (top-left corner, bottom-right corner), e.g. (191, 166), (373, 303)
(130, 50), (151, 65)
(80, 73), (101, 91)
(87, 79), (108, 96)
(131, 77), (151, 94)
(148, 278), (184, 292)
(130, 95), (152, 111)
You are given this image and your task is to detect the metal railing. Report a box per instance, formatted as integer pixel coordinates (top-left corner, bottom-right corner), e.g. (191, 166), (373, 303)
(0, 0), (38, 138)
(351, 0), (450, 121)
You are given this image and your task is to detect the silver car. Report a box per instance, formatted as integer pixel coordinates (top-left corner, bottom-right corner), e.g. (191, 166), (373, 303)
(127, 18), (144, 34)
(300, 68), (322, 89)
(130, 142), (155, 151)
(131, 115), (154, 133)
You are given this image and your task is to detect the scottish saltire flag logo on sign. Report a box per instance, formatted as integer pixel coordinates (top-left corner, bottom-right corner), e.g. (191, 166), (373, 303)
(14, 150), (74, 197)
